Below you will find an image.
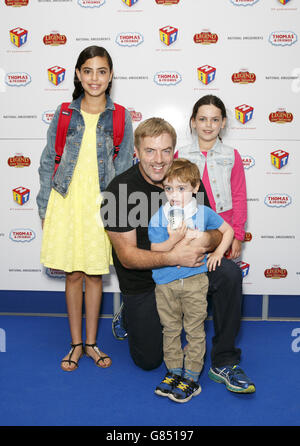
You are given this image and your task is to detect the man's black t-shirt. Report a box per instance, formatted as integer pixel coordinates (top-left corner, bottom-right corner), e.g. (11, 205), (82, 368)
(103, 163), (210, 295)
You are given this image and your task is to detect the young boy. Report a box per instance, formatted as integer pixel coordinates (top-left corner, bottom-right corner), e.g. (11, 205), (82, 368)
(148, 158), (234, 403)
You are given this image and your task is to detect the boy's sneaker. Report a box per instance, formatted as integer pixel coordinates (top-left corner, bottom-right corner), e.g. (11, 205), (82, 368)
(112, 302), (127, 341)
(155, 372), (181, 397)
(168, 377), (201, 403)
(208, 365), (256, 393)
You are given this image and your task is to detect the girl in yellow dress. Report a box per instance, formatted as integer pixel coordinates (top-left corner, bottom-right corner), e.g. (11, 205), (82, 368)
(37, 46), (134, 371)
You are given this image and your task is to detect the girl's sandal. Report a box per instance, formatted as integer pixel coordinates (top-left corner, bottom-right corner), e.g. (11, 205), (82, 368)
(61, 342), (84, 372)
(85, 343), (112, 368)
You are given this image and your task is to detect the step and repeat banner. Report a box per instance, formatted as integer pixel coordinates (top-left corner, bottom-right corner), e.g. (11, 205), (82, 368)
(1, 0), (299, 295)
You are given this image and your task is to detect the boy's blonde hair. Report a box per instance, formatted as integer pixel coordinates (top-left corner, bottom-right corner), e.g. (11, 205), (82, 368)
(134, 117), (177, 150)
(163, 158), (200, 188)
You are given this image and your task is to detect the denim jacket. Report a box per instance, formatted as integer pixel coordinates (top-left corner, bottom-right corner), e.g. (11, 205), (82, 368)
(178, 139), (235, 213)
(36, 94), (134, 219)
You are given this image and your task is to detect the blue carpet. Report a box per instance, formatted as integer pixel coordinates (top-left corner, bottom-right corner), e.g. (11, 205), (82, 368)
(0, 316), (299, 426)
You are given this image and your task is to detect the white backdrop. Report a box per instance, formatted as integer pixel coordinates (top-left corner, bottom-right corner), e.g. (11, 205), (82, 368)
(1, 0), (300, 295)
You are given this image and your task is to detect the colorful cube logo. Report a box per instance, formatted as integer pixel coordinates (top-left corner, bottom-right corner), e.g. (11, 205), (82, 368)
(122, 0), (139, 6)
(12, 187), (30, 205)
(271, 150), (289, 169)
(159, 26), (178, 46)
(235, 104), (254, 124)
(10, 27), (28, 47)
(278, 0), (290, 4)
(236, 261), (250, 278)
(48, 66), (66, 86)
(197, 65), (216, 85)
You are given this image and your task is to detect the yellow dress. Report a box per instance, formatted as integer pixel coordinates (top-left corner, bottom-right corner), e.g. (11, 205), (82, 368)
(41, 110), (112, 275)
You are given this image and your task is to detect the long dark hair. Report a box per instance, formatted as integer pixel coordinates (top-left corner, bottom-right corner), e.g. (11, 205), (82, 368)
(189, 95), (227, 133)
(72, 46), (113, 100)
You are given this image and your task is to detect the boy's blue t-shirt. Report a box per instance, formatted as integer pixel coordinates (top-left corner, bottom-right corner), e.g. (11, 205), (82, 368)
(148, 204), (224, 285)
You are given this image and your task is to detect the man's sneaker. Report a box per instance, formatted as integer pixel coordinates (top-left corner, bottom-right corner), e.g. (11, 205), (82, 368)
(208, 365), (256, 393)
(112, 302), (127, 341)
(155, 372), (181, 398)
(168, 377), (201, 403)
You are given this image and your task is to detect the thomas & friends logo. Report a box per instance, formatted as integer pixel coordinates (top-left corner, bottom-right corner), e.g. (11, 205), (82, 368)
(116, 32), (144, 47)
(9, 229), (36, 242)
(230, 0), (260, 5)
(154, 71), (182, 86)
(242, 155), (255, 169)
(264, 193), (292, 208)
(78, 0), (105, 8)
(269, 31), (297, 46)
(5, 72), (31, 87)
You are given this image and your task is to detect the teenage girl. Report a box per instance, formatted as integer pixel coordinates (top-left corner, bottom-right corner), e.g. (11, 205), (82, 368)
(177, 95), (247, 259)
(37, 46), (134, 371)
